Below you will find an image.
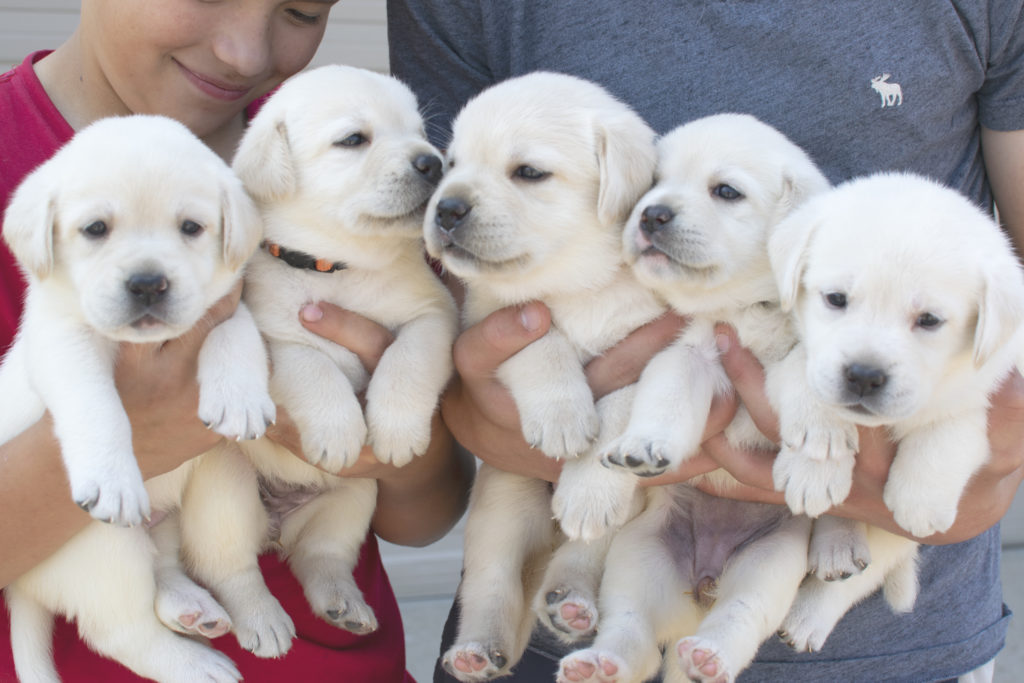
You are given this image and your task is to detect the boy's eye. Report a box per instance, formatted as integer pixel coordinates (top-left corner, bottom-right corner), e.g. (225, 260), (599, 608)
(286, 8), (322, 25)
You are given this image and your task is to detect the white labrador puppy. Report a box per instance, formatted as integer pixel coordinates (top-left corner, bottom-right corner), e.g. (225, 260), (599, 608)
(423, 72), (660, 680)
(171, 65), (458, 658)
(1, 115), (271, 682)
(768, 172), (1024, 652)
(558, 114), (833, 683)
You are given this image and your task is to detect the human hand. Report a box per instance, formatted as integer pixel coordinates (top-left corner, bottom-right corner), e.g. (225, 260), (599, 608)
(440, 303), (692, 483)
(698, 324), (1024, 544)
(117, 284), (242, 480)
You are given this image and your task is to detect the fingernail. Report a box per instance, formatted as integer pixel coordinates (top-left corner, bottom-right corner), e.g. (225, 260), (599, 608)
(520, 304), (543, 333)
(715, 332), (731, 353)
(300, 303), (324, 322)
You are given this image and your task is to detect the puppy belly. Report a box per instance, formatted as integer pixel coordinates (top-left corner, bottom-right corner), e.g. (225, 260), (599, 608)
(660, 487), (791, 608)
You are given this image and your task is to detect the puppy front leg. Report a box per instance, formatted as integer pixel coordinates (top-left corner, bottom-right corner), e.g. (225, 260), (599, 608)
(603, 322), (725, 477)
(443, 466), (556, 681)
(365, 309), (456, 467)
(269, 341), (366, 472)
(884, 412), (989, 537)
(28, 314), (148, 526)
(768, 345), (858, 517)
(180, 442), (295, 658)
(0, 337), (46, 445)
(197, 301), (276, 441)
(808, 515), (870, 581)
(553, 386), (644, 541)
(279, 478), (380, 634)
(498, 328), (598, 459)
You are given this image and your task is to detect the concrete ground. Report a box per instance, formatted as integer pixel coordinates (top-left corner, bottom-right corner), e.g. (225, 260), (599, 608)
(388, 493), (1024, 682)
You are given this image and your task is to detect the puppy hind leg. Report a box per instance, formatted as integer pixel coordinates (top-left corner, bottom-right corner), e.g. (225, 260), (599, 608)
(150, 509), (232, 638)
(279, 478), (379, 634)
(444, 467), (556, 681)
(180, 444), (294, 658)
(677, 515), (811, 683)
(534, 532), (614, 642)
(5, 587), (59, 683)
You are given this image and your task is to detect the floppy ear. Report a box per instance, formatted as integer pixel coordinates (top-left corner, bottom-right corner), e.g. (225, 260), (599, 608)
(594, 111), (657, 226)
(769, 199), (821, 313)
(775, 159), (830, 223)
(2, 162), (58, 280)
(973, 250), (1024, 368)
(232, 118), (296, 201)
(219, 173), (265, 271)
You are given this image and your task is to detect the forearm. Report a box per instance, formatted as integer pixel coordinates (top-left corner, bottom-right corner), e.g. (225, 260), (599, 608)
(0, 417), (92, 588)
(370, 410), (475, 546)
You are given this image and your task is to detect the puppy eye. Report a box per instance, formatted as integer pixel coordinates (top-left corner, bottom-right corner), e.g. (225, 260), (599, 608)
(915, 312), (944, 330)
(712, 184), (743, 200)
(335, 133), (369, 147)
(513, 165), (550, 181)
(180, 219), (204, 237)
(824, 292), (847, 309)
(81, 220), (109, 238)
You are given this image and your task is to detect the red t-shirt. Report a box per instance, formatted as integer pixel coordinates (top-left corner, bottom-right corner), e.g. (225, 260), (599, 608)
(0, 52), (414, 683)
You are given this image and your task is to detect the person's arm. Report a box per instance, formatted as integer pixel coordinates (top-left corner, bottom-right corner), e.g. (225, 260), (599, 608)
(286, 302), (475, 547)
(0, 289), (242, 588)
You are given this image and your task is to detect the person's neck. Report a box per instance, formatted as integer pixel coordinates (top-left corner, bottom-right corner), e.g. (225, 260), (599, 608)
(34, 31), (130, 132)
(33, 31), (246, 163)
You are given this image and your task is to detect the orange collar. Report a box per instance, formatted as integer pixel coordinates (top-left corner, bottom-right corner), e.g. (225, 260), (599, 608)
(261, 240), (346, 273)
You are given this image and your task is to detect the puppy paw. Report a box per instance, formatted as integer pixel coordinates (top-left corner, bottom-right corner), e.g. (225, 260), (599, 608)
(297, 405), (367, 473)
(884, 487), (957, 538)
(772, 442), (855, 517)
(676, 637), (733, 683)
(230, 597), (296, 659)
(600, 432), (685, 477)
(199, 380), (276, 442)
(365, 406), (432, 469)
(537, 585), (599, 641)
(159, 639), (242, 683)
(441, 642), (511, 682)
(557, 649), (629, 683)
(777, 611), (832, 654)
(552, 475), (634, 541)
(520, 402), (599, 459)
(304, 575), (378, 635)
(155, 572), (232, 638)
(69, 466), (150, 526)
(809, 531), (870, 582)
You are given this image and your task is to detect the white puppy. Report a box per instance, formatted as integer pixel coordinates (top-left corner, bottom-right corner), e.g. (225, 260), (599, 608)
(1, 115), (270, 682)
(768, 172), (1024, 651)
(423, 72), (660, 680)
(558, 114), (832, 683)
(170, 65), (458, 658)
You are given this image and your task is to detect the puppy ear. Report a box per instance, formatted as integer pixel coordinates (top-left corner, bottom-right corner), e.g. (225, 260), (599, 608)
(232, 119), (296, 201)
(219, 173), (265, 270)
(776, 161), (830, 223)
(2, 163), (57, 279)
(973, 249), (1024, 368)
(595, 112), (657, 226)
(769, 200), (820, 312)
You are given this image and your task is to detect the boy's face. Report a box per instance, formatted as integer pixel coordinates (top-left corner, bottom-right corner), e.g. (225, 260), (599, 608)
(79, 0), (336, 140)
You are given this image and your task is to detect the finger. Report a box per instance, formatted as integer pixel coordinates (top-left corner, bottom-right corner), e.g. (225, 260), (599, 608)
(704, 387), (740, 441)
(586, 312), (686, 399)
(299, 301), (395, 374)
(636, 451), (719, 487)
(714, 323), (780, 442)
(701, 432), (780, 494)
(452, 301), (551, 379)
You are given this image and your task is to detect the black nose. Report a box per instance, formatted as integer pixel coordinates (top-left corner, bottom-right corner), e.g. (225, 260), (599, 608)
(844, 363), (887, 397)
(640, 204), (674, 235)
(413, 153), (443, 184)
(435, 197), (471, 232)
(126, 273), (169, 306)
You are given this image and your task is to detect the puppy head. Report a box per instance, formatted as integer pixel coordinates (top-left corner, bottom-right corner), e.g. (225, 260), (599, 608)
(232, 65), (443, 259)
(623, 114), (829, 309)
(3, 114), (261, 341)
(424, 71), (656, 297)
(770, 172), (1024, 424)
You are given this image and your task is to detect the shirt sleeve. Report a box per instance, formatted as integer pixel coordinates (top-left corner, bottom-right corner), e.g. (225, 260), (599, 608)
(979, 0), (1024, 130)
(386, 0), (496, 147)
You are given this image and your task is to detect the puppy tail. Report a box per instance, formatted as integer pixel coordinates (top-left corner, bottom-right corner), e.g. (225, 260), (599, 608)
(5, 586), (59, 683)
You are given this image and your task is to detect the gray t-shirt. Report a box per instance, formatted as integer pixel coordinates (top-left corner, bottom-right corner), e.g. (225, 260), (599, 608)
(387, 1), (1023, 680)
